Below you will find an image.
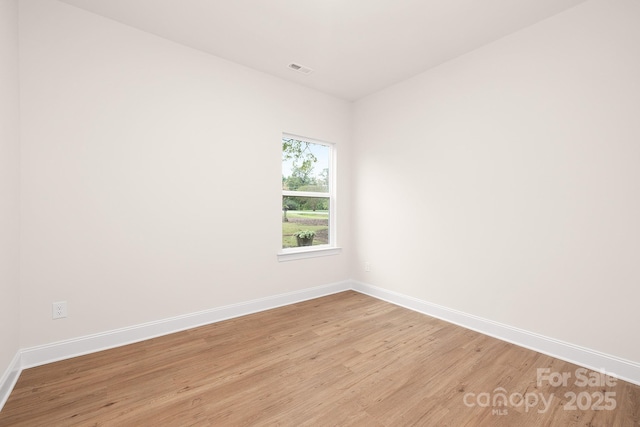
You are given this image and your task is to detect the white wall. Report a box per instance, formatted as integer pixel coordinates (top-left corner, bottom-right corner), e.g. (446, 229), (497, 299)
(13, 0), (639, 371)
(18, 0), (352, 348)
(0, 0), (21, 376)
(353, 0), (640, 363)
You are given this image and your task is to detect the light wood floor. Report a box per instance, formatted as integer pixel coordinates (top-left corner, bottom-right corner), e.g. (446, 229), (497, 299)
(1, 291), (638, 426)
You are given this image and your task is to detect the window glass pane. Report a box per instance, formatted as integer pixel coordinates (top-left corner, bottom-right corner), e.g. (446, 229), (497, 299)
(282, 137), (330, 192)
(282, 196), (329, 248)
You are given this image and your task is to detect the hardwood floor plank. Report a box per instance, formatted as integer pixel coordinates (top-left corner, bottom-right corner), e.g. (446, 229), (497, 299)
(1, 290), (638, 426)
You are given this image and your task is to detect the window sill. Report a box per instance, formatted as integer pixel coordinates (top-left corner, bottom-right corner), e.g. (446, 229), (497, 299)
(277, 246), (342, 262)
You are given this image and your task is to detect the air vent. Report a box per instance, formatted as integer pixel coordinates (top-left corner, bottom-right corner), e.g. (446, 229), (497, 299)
(288, 63), (314, 75)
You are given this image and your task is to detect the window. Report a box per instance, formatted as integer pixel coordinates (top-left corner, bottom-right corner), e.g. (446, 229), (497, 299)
(279, 134), (340, 261)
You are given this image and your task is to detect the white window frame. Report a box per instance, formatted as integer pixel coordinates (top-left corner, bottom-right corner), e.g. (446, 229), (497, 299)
(278, 133), (341, 262)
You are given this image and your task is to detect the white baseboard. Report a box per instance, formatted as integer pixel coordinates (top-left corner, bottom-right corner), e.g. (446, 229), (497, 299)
(0, 351), (21, 411)
(3, 279), (639, 413)
(0, 280), (351, 412)
(20, 281), (351, 369)
(352, 280), (640, 387)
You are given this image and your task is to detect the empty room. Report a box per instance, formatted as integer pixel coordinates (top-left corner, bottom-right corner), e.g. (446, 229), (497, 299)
(1, 0), (639, 425)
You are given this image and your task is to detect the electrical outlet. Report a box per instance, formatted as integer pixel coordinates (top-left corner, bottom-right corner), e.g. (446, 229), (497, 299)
(364, 261), (371, 272)
(52, 301), (68, 319)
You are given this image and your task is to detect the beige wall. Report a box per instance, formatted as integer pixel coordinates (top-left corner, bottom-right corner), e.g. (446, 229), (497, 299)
(353, 0), (640, 362)
(0, 0), (20, 376)
(18, 0), (352, 348)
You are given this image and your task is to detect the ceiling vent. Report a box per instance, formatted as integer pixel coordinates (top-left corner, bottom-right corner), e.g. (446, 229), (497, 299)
(288, 63), (314, 75)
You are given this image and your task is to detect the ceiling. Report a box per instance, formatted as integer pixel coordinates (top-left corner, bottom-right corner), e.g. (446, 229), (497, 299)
(58, 0), (587, 101)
